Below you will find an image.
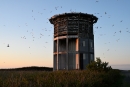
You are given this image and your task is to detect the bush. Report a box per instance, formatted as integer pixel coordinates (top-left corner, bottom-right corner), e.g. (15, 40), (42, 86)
(86, 58), (112, 72)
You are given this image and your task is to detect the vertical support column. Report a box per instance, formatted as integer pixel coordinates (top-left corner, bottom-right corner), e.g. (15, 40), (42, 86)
(66, 17), (69, 70)
(88, 36), (90, 63)
(76, 38), (79, 70)
(76, 54), (79, 69)
(76, 38), (79, 51)
(53, 40), (54, 71)
(87, 20), (90, 63)
(93, 25), (95, 61)
(94, 40), (95, 61)
(66, 37), (68, 70)
(57, 39), (59, 70)
(78, 14), (80, 70)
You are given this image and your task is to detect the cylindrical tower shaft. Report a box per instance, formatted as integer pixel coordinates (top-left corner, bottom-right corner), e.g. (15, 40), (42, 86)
(49, 12), (98, 71)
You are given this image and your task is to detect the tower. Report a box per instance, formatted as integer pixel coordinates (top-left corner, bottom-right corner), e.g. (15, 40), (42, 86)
(49, 12), (98, 70)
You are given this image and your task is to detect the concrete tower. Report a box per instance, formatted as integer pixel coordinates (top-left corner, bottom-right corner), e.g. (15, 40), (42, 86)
(49, 12), (98, 71)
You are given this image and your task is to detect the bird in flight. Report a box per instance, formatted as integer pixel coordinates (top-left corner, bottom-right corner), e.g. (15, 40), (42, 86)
(7, 44), (9, 47)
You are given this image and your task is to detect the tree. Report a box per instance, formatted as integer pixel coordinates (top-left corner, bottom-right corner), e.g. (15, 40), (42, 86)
(86, 58), (112, 72)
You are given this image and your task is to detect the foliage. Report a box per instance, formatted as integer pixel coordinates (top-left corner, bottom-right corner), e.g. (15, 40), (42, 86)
(86, 58), (112, 72)
(0, 69), (121, 87)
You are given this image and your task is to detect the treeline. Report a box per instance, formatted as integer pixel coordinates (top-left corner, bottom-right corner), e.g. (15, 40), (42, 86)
(0, 66), (53, 71)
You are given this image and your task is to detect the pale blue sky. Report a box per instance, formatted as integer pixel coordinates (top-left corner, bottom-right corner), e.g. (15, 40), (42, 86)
(0, 0), (130, 70)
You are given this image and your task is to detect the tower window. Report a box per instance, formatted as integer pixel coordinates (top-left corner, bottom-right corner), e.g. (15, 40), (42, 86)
(83, 41), (85, 46)
(90, 42), (93, 47)
(83, 54), (86, 59)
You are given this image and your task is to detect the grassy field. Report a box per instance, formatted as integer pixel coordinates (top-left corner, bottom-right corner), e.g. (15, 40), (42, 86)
(0, 69), (122, 87)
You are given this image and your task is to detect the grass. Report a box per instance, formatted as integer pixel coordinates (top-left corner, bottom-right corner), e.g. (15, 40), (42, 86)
(0, 69), (122, 87)
(120, 70), (130, 87)
(110, 75), (123, 87)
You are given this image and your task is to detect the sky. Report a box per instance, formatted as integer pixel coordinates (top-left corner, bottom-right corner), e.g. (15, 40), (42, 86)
(0, 0), (130, 70)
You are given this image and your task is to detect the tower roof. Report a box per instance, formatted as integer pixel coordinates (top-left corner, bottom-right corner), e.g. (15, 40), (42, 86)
(49, 12), (98, 24)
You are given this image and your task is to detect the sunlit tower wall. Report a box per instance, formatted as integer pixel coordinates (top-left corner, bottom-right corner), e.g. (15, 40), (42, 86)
(49, 12), (98, 71)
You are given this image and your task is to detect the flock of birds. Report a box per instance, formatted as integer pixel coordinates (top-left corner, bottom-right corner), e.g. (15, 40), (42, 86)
(2, 0), (129, 61)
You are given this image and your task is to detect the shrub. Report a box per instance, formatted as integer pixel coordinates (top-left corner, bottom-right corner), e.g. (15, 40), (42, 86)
(86, 58), (112, 72)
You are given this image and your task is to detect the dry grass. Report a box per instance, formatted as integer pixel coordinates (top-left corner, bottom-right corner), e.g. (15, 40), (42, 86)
(0, 70), (121, 87)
